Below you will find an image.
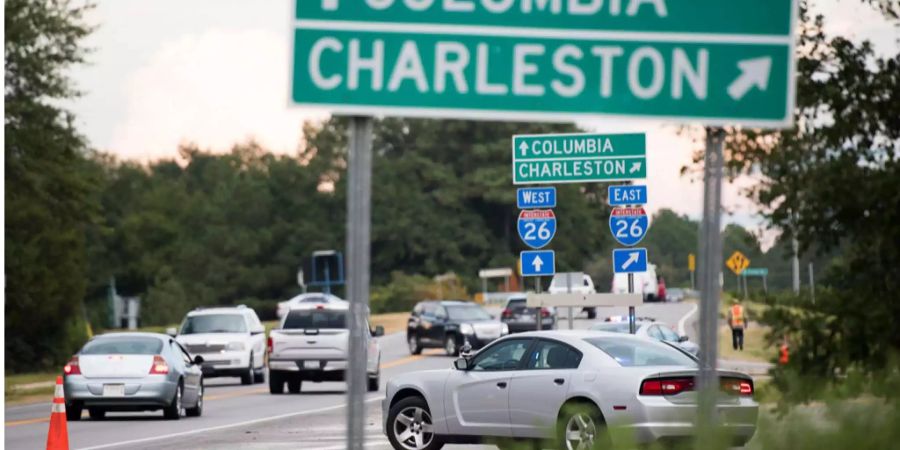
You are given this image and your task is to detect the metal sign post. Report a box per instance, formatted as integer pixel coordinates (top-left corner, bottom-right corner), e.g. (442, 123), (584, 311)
(566, 272), (574, 330)
(698, 128), (725, 426)
(346, 116), (373, 450)
(628, 273), (636, 334)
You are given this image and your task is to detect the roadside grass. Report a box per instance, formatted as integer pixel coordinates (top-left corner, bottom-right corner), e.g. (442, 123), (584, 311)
(718, 324), (772, 363)
(5, 372), (59, 406)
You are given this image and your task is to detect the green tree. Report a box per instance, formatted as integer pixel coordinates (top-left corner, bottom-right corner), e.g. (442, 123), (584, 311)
(5, 0), (97, 371)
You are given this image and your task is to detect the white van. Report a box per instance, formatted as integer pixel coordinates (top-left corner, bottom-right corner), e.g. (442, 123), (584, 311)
(612, 263), (660, 302)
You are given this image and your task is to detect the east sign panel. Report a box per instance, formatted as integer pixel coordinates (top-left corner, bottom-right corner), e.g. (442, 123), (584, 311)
(292, 0), (797, 127)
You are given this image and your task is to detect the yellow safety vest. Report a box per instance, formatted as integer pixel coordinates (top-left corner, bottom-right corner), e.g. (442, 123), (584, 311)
(731, 305), (745, 329)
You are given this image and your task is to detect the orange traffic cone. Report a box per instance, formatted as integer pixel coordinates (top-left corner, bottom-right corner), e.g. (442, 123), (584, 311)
(45, 376), (70, 450)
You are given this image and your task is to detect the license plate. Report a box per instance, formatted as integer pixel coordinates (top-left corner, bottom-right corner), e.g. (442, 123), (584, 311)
(102, 384), (125, 397)
(521, 315), (535, 322)
(303, 360), (320, 369)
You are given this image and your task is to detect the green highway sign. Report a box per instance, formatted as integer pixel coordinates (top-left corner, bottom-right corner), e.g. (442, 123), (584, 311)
(742, 268), (769, 276)
(513, 132), (645, 184)
(292, 0), (797, 127)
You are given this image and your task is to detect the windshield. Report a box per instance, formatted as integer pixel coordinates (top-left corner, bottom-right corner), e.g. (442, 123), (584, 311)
(446, 305), (492, 321)
(283, 309), (347, 329)
(180, 314), (247, 335)
(81, 337), (163, 355)
(585, 337), (697, 367)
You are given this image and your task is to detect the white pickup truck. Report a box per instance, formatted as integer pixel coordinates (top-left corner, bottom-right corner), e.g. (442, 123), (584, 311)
(267, 302), (383, 394)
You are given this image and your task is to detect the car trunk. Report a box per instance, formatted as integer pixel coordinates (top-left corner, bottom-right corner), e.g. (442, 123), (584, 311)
(644, 368), (753, 405)
(271, 328), (349, 360)
(78, 354), (154, 379)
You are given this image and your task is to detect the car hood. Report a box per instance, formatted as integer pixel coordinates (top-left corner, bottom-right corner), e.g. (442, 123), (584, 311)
(176, 333), (248, 345)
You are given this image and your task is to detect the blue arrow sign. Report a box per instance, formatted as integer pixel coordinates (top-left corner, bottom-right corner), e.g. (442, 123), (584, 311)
(608, 185), (647, 206)
(613, 248), (648, 274)
(517, 209), (557, 249)
(521, 250), (555, 277)
(517, 187), (556, 209)
(609, 206), (649, 246)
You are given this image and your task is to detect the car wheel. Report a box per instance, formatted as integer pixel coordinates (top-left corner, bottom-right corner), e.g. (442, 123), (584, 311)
(253, 363), (265, 383)
(387, 396), (442, 450)
(88, 407), (105, 421)
(268, 370), (285, 394)
(367, 371), (380, 392)
(586, 308), (597, 319)
(186, 380), (203, 417)
(65, 401), (83, 421)
(557, 402), (610, 450)
(163, 382), (184, 420)
(444, 334), (459, 357)
(287, 378), (302, 394)
(240, 354), (254, 385)
(408, 334), (422, 355)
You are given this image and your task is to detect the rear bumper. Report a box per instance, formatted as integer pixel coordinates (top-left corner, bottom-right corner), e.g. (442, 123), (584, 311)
(621, 397), (758, 445)
(63, 375), (176, 408)
(505, 318), (554, 333)
(268, 359), (378, 377)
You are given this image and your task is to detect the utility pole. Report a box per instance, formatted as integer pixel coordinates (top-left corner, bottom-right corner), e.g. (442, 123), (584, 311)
(792, 213), (801, 294)
(809, 262), (815, 304)
(346, 116), (372, 450)
(698, 128), (725, 425)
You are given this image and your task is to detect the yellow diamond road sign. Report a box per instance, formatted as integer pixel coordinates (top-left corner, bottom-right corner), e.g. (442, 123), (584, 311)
(726, 251), (751, 275)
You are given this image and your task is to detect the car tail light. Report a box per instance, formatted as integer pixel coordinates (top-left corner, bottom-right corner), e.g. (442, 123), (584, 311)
(149, 355), (169, 375)
(540, 308), (550, 318)
(640, 377), (695, 396)
(267, 336), (274, 354)
(63, 356), (81, 376)
(721, 378), (754, 396)
(501, 309), (512, 318)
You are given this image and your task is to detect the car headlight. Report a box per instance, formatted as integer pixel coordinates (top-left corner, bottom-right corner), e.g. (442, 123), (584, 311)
(459, 323), (475, 335)
(501, 323), (509, 335)
(226, 342), (245, 351)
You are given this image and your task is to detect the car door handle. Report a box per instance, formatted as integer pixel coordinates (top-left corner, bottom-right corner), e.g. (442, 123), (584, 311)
(496, 382), (507, 389)
(553, 378), (565, 385)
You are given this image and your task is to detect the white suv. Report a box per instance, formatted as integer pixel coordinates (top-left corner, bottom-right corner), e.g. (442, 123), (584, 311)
(267, 302), (383, 394)
(171, 306), (267, 385)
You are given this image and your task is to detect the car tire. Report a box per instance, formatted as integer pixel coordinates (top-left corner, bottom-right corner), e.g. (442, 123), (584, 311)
(88, 407), (105, 421)
(268, 370), (285, 394)
(65, 401), (83, 421)
(586, 308), (597, 319)
(367, 371), (380, 392)
(408, 334), (422, 355)
(386, 395), (442, 450)
(287, 378), (302, 394)
(444, 334), (459, 357)
(163, 382), (184, 420)
(186, 381), (203, 417)
(557, 401), (610, 450)
(240, 354), (254, 385)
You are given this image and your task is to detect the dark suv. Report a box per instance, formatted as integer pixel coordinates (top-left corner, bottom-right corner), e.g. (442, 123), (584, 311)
(407, 301), (509, 356)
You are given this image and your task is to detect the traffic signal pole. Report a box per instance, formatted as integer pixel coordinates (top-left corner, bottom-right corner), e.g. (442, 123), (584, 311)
(698, 128), (725, 426)
(346, 116), (373, 450)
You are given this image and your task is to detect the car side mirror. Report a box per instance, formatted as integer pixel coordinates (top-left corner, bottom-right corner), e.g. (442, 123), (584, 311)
(679, 335), (689, 342)
(166, 327), (177, 337)
(193, 355), (204, 365)
(454, 357), (470, 371)
(372, 325), (385, 337)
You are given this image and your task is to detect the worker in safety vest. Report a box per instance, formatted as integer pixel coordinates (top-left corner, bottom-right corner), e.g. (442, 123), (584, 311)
(727, 300), (748, 351)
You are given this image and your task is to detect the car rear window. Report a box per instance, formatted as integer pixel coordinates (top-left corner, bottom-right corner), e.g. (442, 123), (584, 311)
(585, 337), (697, 367)
(506, 299), (526, 309)
(81, 337), (163, 355)
(283, 309), (347, 329)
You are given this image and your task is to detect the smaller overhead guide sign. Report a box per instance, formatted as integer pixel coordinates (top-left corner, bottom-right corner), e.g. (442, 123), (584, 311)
(517, 209), (557, 249)
(513, 133), (645, 184)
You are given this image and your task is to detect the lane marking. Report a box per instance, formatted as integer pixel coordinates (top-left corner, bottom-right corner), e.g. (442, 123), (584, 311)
(678, 302), (699, 336)
(76, 397), (382, 450)
(5, 417), (50, 427)
(380, 355), (425, 369)
(204, 387), (268, 401)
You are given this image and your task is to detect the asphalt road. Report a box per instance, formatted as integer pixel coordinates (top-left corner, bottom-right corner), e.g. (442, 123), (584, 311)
(5, 301), (700, 450)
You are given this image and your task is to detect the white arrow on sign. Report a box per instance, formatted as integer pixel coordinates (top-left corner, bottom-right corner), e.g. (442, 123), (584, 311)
(621, 252), (640, 270)
(629, 162), (642, 174)
(519, 141), (529, 156)
(532, 255), (544, 272)
(727, 57), (772, 100)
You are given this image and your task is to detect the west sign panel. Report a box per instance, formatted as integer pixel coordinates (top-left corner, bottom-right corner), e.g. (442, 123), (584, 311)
(292, 0), (797, 127)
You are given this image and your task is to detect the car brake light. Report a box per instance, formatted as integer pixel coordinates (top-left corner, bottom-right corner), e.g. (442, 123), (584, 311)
(540, 308), (550, 318)
(63, 356), (81, 375)
(740, 381), (753, 395)
(720, 377), (754, 396)
(640, 377), (695, 396)
(316, 305), (324, 310)
(149, 355), (169, 375)
(501, 309), (512, 318)
(267, 336), (273, 354)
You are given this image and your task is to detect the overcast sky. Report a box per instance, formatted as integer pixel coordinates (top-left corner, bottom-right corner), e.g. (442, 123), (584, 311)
(65, 1), (898, 249)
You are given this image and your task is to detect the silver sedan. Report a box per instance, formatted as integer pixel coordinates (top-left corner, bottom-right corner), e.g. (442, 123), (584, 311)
(383, 330), (757, 449)
(63, 332), (204, 421)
